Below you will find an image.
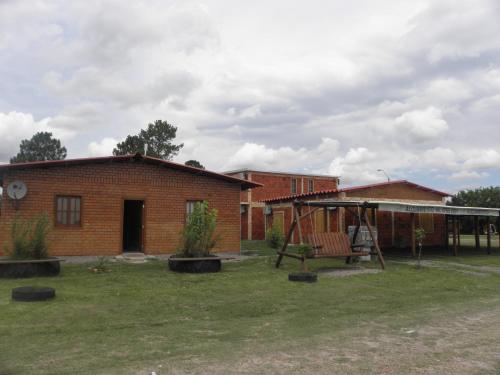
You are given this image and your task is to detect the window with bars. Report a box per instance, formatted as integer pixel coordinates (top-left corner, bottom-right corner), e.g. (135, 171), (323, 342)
(55, 196), (81, 226)
(186, 200), (203, 219)
(308, 179), (314, 193)
(291, 178), (298, 194)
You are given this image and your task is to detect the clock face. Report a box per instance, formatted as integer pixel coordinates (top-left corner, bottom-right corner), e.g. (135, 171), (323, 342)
(7, 180), (27, 200)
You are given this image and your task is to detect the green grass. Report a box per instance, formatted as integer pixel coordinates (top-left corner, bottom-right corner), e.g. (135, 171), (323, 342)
(0, 246), (499, 374)
(451, 233), (500, 248)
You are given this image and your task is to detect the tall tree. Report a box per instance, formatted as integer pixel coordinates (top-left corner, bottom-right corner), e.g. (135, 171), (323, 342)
(185, 160), (205, 169)
(449, 186), (500, 234)
(10, 132), (67, 164)
(113, 120), (183, 160)
(449, 186), (500, 208)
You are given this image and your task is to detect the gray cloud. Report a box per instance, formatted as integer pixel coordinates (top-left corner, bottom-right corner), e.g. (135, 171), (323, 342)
(0, 0), (499, 192)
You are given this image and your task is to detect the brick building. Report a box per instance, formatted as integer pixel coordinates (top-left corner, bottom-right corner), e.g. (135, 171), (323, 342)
(263, 180), (450, 249)
(223, 169), (339, 240)
(0, 154), (260, 256)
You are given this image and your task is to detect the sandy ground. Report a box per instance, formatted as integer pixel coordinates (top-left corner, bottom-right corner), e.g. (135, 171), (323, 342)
(148, 306), (500, 375)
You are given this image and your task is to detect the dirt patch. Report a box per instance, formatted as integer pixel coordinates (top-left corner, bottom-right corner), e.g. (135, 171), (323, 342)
(317, 267), (381, 277)
(148, 306), (500, 375)
(391, 259), (500, 277)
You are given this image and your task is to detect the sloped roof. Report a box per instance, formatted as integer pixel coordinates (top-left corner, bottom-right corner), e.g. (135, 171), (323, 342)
(261, 188), (339, 203)
(262, 180), (450, 204)
(0, 153), (262, 190)
(338, 180), (450, 197)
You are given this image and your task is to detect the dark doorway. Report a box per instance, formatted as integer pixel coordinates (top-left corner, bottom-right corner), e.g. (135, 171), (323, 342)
(123, 200), (144, 252)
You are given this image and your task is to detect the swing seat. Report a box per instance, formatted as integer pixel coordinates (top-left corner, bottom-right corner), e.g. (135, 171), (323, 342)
(307, 232), (370, 258)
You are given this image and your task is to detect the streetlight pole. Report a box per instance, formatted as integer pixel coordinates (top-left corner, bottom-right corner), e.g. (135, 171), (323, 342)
(377, 169), (390, 182)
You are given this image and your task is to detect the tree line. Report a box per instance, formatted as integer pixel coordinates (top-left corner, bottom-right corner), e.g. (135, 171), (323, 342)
(9, 119), (204, 169)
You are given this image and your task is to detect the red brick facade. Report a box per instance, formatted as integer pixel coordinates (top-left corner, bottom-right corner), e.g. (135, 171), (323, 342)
(0, 157), (257, 256)
(225, 170), (338, 240)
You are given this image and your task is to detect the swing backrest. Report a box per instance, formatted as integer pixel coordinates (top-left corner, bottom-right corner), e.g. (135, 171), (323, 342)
(307, 232), (363, 257)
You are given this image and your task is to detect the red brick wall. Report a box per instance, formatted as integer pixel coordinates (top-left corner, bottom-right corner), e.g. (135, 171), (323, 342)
(226, 172), (338, 202)
(0, 161), (241, 256)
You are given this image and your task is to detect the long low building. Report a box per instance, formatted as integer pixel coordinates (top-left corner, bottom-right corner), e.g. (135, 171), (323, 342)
(0, 154), (260, 256)
(263, 180), (500, 254)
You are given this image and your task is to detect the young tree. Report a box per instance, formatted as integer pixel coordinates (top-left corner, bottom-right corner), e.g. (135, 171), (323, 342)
(185, 160), (205, 169)
(10, 132), (67, 164)
(113, 120), (183, 160)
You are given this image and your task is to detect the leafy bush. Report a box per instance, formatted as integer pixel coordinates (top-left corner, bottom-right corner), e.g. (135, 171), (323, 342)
(179, 201), (218, 257)
(296, 243), (313, 257)
(4, 213), (51, 260)
(266, 221), (284, 249)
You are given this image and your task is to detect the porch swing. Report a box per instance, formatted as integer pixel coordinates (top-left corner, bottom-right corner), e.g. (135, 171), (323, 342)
(275, 200), (386, 270)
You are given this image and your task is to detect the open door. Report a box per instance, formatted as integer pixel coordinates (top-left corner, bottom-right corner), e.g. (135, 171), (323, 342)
(123, 200), (144, 252)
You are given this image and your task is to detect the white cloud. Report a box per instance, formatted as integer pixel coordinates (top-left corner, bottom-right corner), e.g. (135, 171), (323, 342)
(463, 149), (500, 170)
(394, 107), (449, 142)
(450, 170), (489, 180)
(88, 137), (118, 157)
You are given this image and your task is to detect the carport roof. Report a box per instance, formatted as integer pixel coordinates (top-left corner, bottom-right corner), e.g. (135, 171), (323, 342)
(296, 199), (500, 217)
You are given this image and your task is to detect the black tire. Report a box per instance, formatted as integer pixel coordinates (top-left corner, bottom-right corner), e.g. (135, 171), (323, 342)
(12, 286), (55, 302)
(0, 260), (60, 279)
(168, 258), (221, 273)
(288, 272), (318, 283)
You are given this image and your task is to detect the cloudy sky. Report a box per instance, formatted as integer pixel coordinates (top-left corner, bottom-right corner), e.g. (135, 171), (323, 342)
(1, 0), (499, 192)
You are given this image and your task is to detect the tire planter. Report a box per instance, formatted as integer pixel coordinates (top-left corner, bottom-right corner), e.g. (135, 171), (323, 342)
(0, 258), (61, 279)
(288, 272), (318, 283)
(168, 255), (222, 273)
(12, 286), (55, 302)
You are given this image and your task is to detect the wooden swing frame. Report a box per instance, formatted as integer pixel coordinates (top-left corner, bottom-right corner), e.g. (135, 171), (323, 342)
(275, 200), (386, 270)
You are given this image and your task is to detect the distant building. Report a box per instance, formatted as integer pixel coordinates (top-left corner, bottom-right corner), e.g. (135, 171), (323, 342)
(224, 169), (339, 240)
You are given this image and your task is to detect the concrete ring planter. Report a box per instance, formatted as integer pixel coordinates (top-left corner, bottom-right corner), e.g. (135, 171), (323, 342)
(0, 257), (62, 279)
(12, 286), (56, 302)
(168, 255), (222, 273)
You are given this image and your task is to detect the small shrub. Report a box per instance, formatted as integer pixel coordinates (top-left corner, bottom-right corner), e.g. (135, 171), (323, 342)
(4, 213), (51, 260)
(266, 221), (284, 249)
(89, 257), (111, 274)
(179, 201), (218, 257)
(296, 243), (313, 257)
(31, 213), (50, 259)
(415, 227), (426, 268)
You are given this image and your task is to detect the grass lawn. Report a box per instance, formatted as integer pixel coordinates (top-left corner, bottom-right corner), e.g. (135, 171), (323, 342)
(1, 244), (499, 374)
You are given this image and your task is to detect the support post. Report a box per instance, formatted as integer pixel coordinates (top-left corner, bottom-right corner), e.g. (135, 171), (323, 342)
(323, 207), (328, 233)
(275, 204), (299, 268)
(498, 217), (500, 251)
(486, 216), (491, 255)
(457, 216), (461, 248)
(444, 215), (449, 250)
(295, 206), (304, 244)
(410, 213), (416, 257)
(452, 216), (458, 256)
(364, 210), (385, 270)
(474, 216), (480, 250)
